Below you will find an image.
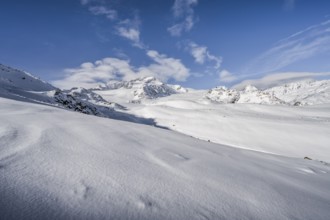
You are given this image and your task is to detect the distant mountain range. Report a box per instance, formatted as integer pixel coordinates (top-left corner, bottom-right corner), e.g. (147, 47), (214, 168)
(1, 63), (330, 116)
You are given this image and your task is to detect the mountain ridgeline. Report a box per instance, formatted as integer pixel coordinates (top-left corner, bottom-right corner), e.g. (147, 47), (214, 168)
(1, 63), (330, 121)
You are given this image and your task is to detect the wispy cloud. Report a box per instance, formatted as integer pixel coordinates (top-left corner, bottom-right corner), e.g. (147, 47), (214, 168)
(283, 0), (296, 11)
(81, 0), (144, 48)
(219, 70), (237, 83)
(89, 6), (117, 20)
(53, 51), (190, 89)
(233, 71), (330, 90)
(185, 41), (222, 70)
(168, 0), (198, 36)
(116, 16), (144, 48)
(244, 20), (330, 75)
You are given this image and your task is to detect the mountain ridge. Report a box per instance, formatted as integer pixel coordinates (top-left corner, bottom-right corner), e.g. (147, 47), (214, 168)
(1, 63), (330, 106)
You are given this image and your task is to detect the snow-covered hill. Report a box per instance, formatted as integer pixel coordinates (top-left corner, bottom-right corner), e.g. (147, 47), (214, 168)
(206, 80), (330, 106)
(206, 85), (285, 105)
(265, 79), (330, 106)
(0, 64), (153, 125)
(0, 64), (114, 117)
(1, 97), (330, 220)
(94, 77), (187, 103)
(0, 64), (55, 92)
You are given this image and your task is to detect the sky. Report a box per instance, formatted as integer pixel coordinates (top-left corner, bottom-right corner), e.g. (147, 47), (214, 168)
(1, 0), (330, 89)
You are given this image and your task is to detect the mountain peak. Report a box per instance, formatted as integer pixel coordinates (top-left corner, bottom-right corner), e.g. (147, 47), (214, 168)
(94, 76), (187, 103)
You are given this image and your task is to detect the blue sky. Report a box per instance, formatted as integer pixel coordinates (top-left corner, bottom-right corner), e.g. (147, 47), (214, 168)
(1, 0), (330, 89)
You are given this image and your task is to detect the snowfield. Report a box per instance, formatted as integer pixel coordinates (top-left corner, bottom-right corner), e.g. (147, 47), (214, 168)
(1, 97), (330, 220)
(1, 64), (330, 219)
(98, 90), (330, 162)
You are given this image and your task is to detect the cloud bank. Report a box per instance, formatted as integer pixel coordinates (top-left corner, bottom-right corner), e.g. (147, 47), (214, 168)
(53, 50), (190, 89)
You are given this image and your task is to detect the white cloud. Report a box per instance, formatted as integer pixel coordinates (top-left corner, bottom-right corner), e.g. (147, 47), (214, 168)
(189, 43), (207, 64)
(168, 16), (195, 37)
(219, 70), (237, 83)
(117, 27), (140, 43)
(53, 58), (134, 89)
(81, 1), (144, 48)
(172, 0), (198, 17)
(116, 17), (144, 48)
(233, 72), (330, 90)
(89, 6), (117, 20)
(168, 0), (198, 36)
(139, 50), (190, 82)
(53, 51), (190, 89)
(186, 41), (222, 69)
(244, 20), (330, 75)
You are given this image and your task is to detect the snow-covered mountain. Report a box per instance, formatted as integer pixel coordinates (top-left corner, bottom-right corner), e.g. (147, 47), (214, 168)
(265, 79), (330, 106)
(0, 64), (55, 92)
(62, 87), (126, 109)
(0, 64), (111, 116)
(94, 76), (188, 103)
(0, 64), (120, 117)
(206, 80), (330, 106)
(205, 85), (285, 104)
(205, 86), (240, 103)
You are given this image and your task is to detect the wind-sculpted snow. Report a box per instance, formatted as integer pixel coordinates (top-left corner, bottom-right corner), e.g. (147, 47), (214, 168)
(1, 97), (330, 220)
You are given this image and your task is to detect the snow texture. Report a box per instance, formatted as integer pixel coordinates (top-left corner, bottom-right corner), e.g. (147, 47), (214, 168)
(102, 90), (330, 162)
(1, 97), (330, 220)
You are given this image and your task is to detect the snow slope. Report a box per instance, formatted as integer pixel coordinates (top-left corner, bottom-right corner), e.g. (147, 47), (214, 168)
(0, 64), (55, 92)
(118, 91), (330, 161)
(0, 64), (145, 123)
(1, 97), (330, 220)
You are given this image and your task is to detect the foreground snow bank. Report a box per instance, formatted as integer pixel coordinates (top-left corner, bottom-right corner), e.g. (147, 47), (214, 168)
(1, 97), (330, 220)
